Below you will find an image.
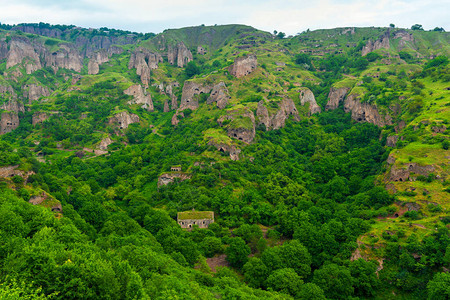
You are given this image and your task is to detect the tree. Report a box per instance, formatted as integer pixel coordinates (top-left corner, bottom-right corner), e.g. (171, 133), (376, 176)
(243, 257), (269, 288)
(277, 32), (286, 39)
(433, 27), (445, 32)
(185, 61), (201, 78)
(411, 24), (424, 31)
(266, 268), (303, 297)
(390, 24), (395, 28)
(201, 236), (224, 257)
(427, 272), (450, 299)
(225, 237), (251, 269)
(298, 283), (326, 300)
(349, 259), (380, 297)
(313, 264), (354, 299)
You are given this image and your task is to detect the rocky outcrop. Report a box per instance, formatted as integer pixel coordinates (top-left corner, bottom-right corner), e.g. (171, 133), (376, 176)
(0, 85), (17, 100)
(393, 30), (414, 42)
(109, 112), (140, 129)
(22, 84), (51, 103)
(98, 137), (113, 150)
(128, 48), (163, 86)
(386, 135), (399, 147)
(208, 141), (241, 161)
(362, 31), (390, 56)
(158, 172), (191, 186)
(168, 42), (193, 67)
(197, 46), (207, 55)
(299, 87), (321, 115)
(325, 87), (350, 110)
(218, 109), (256, 143)
(164, 100), (170, 112)
(256, 98), (300, 130)
(171, 112), (184, 126)
(0, 41), (8, 60)
(124, 85), (153, 111)
(180, 81), (213, 110)
(0, 112), (19, 135)
(171, 95), (178, 110)
(0, 99), (25, 114)
(228, 54), (257, 78)
(207, 82), (230, 109)
(88, 48), (123, 75)
(344, 94), (390, 127)
(6, 37), (42, 72)
(44, 44), (83, 72)
(389, 163), (435, 182)
(32, 112), (50, 125)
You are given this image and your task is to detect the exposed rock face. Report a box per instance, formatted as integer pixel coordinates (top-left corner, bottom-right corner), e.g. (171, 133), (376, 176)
(12, 25), (63, 39)
(164, 100), (170, 112)
(180, 81), (213, 110)
(88, 60), (99, 75)
(44, 44), (83, 72)
(32, 112), (50, 125)
(158, 172), (191, 186)
(344, 94), (390, 127)
(6, 37), (42, 71)
(393, 30), (414, 42)
(299, 87), (321, 115)
(256, 98), (300, 130)
(208, 141), (241, 161)
(432, 125), (447, 133)
(128, 48), (163, 86)
(124, 85), (154, 111)
(1, 100), (25, 113)
(386, 135), (399, 147)
(0, 85), (17, 100)
(171, 95), (178, 110)
(109, 112), (140, 129)
(168, 42), (193, 67)
(218, 109), (256, 143)
(98, 137), (113, 150)
(171, 112), (184, 126)
(0, 112), (19, 134)
(207, 82), (230, 109)
(389, 163), (435, 182)
(0, 41), (8, 60)
(325, 87), (350, 111)
(88, 48), (122, 75)
(228, 54), (257, 78)
(362, 30), (390, 56)
(23, 84), (51, 103)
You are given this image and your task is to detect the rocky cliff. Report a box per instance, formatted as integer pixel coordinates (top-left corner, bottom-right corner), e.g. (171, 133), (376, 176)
(6, 37), (42, 72)
(23, 84), (51, 103)
(128, 48), (163, 86)
(44, 44), (83, 72)
(179, 81), (213, 110)
(325, 87), (350, 110)
(208, 141), (241, 161)
(299, 88), (321, 115)
(109, 112), (140, 129)
(256, 98), (300, 130)
(344, 94), (390, 127)
(124, 85), (154, 111)
(0, 85), (17, 100)
(362, 30), (390, 56)
(207, 82), (230, 109)
(228, 54), (257, 78)
(32, 112), (50, 125)
(88, 47), (123, 75)
(218, 109), (256, 143)
(0, 99), (25, 114)
(168, 42), (193, 67)
(158, 172), (191, 186)
(0, 112), (20, 135)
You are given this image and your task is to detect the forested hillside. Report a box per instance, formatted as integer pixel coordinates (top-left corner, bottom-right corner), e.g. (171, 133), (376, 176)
(0, 22), (449, 299)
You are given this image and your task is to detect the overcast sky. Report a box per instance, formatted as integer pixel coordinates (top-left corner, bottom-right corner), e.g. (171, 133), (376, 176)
(0, 0), (448, 35)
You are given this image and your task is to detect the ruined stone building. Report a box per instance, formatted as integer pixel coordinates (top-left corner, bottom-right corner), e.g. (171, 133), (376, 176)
(171, 166), (182, 172)
(177, 210), (214, 229)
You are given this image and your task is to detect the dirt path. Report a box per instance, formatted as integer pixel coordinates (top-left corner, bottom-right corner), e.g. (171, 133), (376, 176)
(206, 254), (229, 272)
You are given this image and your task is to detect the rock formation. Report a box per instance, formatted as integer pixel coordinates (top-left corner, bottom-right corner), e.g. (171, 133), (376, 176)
(218, 109), (256, 143)
(208, 141), (241, 161)
(0, 85), (17, 102)
(168, 42), (193, 67)
(197, 46), (207, 55)
(207, 82), (230, 109)
(362, 30), (390, 56)
(124, 85), (154, 111)
(44, 44), (83, 72)
(1, 99), (25, 113)
(98, 137), (113, 150)
(6, 37), (42, 71)
(171, 112), (184, 126)
(343, 94), (391, 127)
(109, 112), (140, 129)
(325, 87), (350, 110)
(128, 48), (163, 86)
(32, 112), (50, 125)
(22, 84), (51, 103)
(171, 95), (178, 110)
(158, 172), (191, 186)
(389, 163), (435, 182)
(164, 100), (170, 112)
(180, 81), (213, 110)
(299, 87), (321, 115)
(228, 54), (257, 78)
(386, 135), (399, 147)
(0, 112), (19, 135)
(256, 98), (300, 130)
(88, 48), (123, 75)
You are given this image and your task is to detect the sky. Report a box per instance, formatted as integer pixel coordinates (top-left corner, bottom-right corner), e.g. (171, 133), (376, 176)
(0, 0), (448, 35)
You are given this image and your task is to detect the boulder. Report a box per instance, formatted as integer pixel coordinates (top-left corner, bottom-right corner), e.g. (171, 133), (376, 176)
(168, 42), (193, 67)
(180, 81), (213, 110)
(207, 81), (230, 109)
(0, 85), (17, 101)
(0, 112), (19, 135)
(109, 112), (140, 129)
(299, 87), (321, 115)
(325, 86), (350, 110)
(228, 54), (257, 78)
(124, 85), (154, 111)
(32, 112), (50, 125)
(386, 135), (399, 147)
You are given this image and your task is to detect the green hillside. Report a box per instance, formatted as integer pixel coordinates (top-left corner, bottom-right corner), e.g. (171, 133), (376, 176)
(0, 23), (449, 299)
